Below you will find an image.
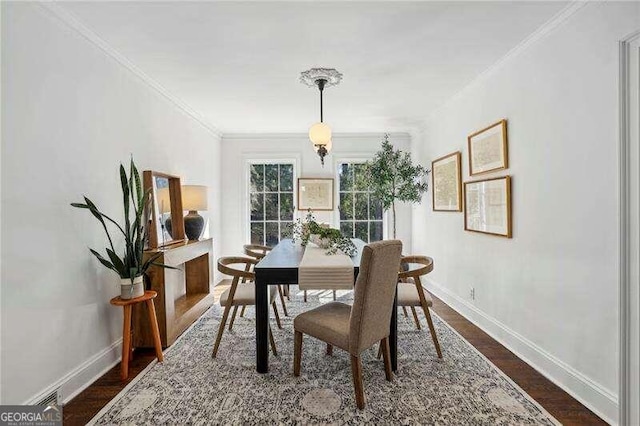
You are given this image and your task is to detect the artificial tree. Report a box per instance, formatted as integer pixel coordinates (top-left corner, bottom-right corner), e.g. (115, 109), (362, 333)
(366, 134), (430, 239)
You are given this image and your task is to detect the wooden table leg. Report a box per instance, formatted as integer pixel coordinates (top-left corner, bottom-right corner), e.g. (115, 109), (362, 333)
(255, 278), (269, 373)
(390, 287), (398, 372)
(121, 305), (132, 380)
(145, 299), (164, 362)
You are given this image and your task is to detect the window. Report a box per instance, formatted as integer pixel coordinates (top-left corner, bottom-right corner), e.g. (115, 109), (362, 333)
(249, 163), (295, 246)
(337, 162), (384, 242)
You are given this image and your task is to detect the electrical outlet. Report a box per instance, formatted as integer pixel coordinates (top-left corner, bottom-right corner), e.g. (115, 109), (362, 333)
(470, 287), (475, 300)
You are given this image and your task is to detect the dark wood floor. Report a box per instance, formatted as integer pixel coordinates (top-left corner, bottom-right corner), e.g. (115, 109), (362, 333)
(63, 291), (607, 425)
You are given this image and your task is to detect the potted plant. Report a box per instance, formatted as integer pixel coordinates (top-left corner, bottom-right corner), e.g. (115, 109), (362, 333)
(366, 134), (430, 239)
(71, 159), (177, 299)
(292, 210), (357, 256)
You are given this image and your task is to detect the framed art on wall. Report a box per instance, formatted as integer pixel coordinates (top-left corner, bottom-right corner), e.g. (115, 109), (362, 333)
(297, 178), (334, 211)
(432, 151), (462, 211)
(468, 119), (508, 176)
(464, 175), (512, 238)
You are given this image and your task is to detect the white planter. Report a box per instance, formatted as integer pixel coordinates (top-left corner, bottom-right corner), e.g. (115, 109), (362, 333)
(120, 276), (144, 300)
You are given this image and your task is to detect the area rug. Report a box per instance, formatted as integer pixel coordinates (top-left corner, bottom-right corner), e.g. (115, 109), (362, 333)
(89, 288), (558, 425)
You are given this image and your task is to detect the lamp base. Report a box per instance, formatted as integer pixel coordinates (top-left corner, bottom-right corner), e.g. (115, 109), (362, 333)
(184, 211), (205, 241)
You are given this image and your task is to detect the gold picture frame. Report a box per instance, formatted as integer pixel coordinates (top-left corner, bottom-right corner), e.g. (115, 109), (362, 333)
(464, 175), (512, 238)
(297, 178), (334, 211)
(432, 151), (462, 212)
(143, 171), (186, 248)
(467, 119), (508, 176)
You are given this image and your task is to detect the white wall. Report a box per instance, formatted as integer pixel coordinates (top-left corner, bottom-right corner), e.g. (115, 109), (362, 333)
(220, 133), (414, 257)
(412, 2), (639, 424)
(1, 3), (222, 404)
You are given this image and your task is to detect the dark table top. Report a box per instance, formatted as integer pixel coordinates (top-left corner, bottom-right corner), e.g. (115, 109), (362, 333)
(255, 238), (366, 274)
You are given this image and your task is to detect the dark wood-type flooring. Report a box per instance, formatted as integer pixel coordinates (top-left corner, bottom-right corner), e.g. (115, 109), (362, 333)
(63, 288), (606, 425)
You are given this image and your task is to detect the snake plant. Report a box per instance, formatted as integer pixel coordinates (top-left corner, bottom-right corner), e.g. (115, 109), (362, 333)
(71, 158), (176, 284)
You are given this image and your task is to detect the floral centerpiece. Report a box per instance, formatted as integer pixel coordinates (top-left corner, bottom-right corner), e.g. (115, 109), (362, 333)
(291, 211), (357, 257)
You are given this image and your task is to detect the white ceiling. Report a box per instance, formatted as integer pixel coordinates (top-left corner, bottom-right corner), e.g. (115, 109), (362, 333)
(59, 1), (569, 134)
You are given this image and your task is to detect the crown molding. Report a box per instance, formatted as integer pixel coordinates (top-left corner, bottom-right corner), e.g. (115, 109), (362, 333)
(423, 0), (589, 126)
(38, 2), (223, 138)
(222, 132), (411, 141)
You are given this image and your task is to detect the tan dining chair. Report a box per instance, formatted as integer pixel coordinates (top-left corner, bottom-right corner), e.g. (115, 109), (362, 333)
(397, 255), (442, 358)
(243, 244), (289, 316)
(212, 256), (280, 358)
(293, 240), (403, 409)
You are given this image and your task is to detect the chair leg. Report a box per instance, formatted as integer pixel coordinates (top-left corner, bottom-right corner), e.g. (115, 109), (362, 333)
(326, 343), (333, 356)
(410, 306), (422, 330)
(304, 290), (307, 302)
(286, 285), (291, 300)
(402, 306), (409, 317)
(212, 303), (232, 358)
(294, 331), (303, 376)
(422, 305), (442, 359)
(333, 290), (337, 301)
(277, 285), (289, 317)
(350, 355), (366, 409)
(380, 337), (393, 381)
(376, 342), (382, 360)
(229, 305), (239, 331)
(272, 302), (283, 329)
(268, 325), (278, 356)
(239, 305), (246, 318)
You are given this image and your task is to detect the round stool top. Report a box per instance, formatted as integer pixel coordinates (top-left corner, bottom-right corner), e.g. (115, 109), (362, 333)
(110, 290), (157, 306)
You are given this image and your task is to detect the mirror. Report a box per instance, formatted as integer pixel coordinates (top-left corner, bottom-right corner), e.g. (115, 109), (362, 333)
(144, 171), (185, 248)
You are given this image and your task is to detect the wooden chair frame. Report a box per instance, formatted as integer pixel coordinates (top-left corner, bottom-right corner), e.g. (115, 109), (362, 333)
(212, 256), (279, 358)
(398, 256), (442, 358)
(243, 244), (290, 316)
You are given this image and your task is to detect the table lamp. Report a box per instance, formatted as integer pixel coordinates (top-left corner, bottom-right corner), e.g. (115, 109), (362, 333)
(182, 185), (208, 240)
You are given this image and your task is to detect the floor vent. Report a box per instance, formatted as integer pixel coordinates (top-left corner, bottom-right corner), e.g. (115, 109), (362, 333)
(35, 389), (60, 406)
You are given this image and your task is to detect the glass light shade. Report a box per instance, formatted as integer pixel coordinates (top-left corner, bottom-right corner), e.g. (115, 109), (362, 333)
(309, 122), (332, 147)
(182, 185), (208, 211)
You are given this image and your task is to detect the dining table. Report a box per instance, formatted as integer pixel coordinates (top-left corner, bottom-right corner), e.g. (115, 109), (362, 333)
(254, 238), (399, 374)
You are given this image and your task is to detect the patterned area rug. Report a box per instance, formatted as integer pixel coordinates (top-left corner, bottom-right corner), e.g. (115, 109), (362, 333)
(90, 288), (558, 425)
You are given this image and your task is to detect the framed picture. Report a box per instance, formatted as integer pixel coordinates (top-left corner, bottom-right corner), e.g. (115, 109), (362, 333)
(464, 176), (512, 238)
(298, 178), (334, 211)
(143, 171), (186, 248)
(432, 151), (462, 212)
(467, 119), (508, 176)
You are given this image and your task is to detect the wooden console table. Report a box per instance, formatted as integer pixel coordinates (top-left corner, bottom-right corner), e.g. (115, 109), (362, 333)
(133, 238), (214, 348)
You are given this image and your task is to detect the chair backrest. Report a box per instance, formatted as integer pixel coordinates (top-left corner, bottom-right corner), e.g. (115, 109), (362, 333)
(243, 244), (272, 260)
(349, 240), (403, 355)
(398, 256), (434, 283)
(217, 256), (258, 284)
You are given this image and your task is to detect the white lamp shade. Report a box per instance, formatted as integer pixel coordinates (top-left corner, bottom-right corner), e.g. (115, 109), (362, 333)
(309, 122), (332, 147)
(182, 185), (208, 211)
(156, 187), (171, 214)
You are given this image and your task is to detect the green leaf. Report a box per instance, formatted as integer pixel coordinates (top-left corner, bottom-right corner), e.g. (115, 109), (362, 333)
(89, 249), (119, 274)
(105, 248), (126, 276)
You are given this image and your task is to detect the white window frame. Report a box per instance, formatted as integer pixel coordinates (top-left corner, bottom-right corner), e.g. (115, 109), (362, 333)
(243, 155), (300, 245)
(333, 155), (388, 242)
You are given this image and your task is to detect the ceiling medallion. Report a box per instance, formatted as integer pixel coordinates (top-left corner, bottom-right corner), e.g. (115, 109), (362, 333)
(300, 67), (343, 166)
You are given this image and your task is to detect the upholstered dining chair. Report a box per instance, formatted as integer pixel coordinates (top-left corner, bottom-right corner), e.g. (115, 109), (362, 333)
(243, 244), (289, 316)
(293, 240), (403, 409)
(397, 255), (442, 358)
(212, 256), (279, 358)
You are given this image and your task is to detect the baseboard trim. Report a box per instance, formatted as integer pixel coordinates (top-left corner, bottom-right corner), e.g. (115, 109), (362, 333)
(24, 338), (122, 406)
(426, 279), (618, 425)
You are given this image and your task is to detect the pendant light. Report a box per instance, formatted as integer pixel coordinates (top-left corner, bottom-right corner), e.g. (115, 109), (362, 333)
(300, 68), (343, 166)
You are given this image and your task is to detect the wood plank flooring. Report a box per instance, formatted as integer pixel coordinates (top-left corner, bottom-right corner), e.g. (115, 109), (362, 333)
(63, 287), (607, 425)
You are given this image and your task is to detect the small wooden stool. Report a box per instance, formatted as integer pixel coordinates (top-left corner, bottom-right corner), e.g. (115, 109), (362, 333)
(110, 290), (164, 380)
